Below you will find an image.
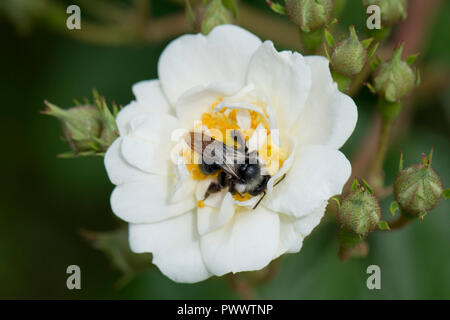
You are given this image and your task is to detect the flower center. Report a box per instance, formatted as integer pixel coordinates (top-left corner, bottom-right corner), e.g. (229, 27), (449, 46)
(183, 100), (288, 204)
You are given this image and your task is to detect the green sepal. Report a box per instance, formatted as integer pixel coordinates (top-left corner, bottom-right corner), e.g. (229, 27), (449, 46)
(378, 220), (390, 231)
(390, 201), (399, 216)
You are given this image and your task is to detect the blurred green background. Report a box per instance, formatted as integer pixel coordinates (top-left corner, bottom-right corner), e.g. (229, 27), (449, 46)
(0, 0), (449, 299)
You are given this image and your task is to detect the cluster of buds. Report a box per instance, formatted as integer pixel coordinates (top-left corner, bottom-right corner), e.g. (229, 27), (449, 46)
(42, 90), (119, 157)
(367, 45), (420, 120)
(393, 151), (444, 219)
(325, 25), (377, 91)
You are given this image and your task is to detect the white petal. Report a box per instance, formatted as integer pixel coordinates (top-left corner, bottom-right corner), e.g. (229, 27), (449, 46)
(247, 41), (311, 130)
(200, 206), (280, 276)
(275, 214), (303, 257)
(128, 112), (180, 143)
(266, 136), (296, 193)
(121, 136), (171, 175)
(115, 101), (152, 136)
(264, 144), (351, 217)
(197, 192), (235, 236)
(294, 200), (327, 237)
(158, 25), (262, 105)
(170, 175), (197, 204)
(111, 176), (195, 224)
(132, 79), (171, 113)
(129, 212), (211, 283)
(236, 109), (251, 130)
(104, 138), (152, 185)
(293, 56), (358, 148)
(175, 82), (238, 128)
(247, 123), (268, 152)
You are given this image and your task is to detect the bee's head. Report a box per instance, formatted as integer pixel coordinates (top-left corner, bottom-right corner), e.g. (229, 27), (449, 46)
(237, 163), (261, 183)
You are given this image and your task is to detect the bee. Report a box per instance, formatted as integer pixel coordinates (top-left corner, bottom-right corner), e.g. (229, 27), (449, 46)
(185, 131), (285, 209)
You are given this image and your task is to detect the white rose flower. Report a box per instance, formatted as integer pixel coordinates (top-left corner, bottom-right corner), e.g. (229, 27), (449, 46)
(104, 25), (357, 283)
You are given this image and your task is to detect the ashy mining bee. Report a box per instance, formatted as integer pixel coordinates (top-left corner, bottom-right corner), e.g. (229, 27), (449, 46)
(185, 131), (284, 209)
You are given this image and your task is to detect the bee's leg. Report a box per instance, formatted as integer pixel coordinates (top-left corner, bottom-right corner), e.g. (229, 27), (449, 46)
(218, 171), (229, 187)
(273, 173), (287, 187)
(252, 191), (266, 210)
(204, 182), (223, 200)
(228, 178), (239, 195)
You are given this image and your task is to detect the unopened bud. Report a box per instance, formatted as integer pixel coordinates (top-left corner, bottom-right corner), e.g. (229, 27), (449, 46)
(330, 26), (369, 76)
(363, 0), (407, 26)
(394, 151), (443, 218)
(372, 45), (418, 103)
(43, 91), (119, 157)
(338, 180), (382, 236)
(285, 0), (334, 32)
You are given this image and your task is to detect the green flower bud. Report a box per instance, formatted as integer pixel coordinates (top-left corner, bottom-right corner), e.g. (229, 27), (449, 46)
(201, 0), (233, 35)
(372, 45), (418, 103)
(285, 0), (334, 32)
(330, 26), (368, 76)
(394, 151), (443, 218)
(338, 180), (382, 236)
(363, 0), (407, 26)
(43, 91), (119, 157)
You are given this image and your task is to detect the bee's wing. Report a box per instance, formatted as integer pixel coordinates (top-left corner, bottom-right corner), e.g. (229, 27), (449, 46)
(220, 144), (247, 179)
(185, 132), (246, 179)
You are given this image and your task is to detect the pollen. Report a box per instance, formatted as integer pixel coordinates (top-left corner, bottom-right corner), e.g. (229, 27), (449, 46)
(233, 193), (253, 202)
(197, 200), (205, 208)
(184, 100), (286, 182)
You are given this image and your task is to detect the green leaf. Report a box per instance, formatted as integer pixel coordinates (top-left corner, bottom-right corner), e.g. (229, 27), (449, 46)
(266, 1), (286, 15)
(361, 37), (373, 49)
(367, 42), (379, 58)
(332, 196), (341, 208)
(399, 151), (404, 171)
(378, 221), (390, 231)
(406, 53), (420, 66)
(442, 188), (450, 199)
(351, 179), (359, 191)
(390, 201), (399, 216)
(324, 29), (335, 47)
(365, 82), (376, 94)
(360, 178), (373, 194)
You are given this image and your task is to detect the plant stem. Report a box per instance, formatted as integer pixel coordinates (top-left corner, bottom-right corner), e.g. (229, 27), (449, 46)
(368, 118), (393, 189)
(388, 214), (413, 230)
